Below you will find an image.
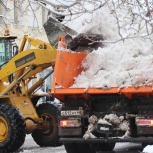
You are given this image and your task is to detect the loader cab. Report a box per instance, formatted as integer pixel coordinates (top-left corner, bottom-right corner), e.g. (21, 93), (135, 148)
(0, 36), (18, 67)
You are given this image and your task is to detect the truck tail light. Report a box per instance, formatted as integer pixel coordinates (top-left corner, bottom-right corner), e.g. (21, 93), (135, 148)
(60, 119), (81, 127)
(136, 119), (153, 126)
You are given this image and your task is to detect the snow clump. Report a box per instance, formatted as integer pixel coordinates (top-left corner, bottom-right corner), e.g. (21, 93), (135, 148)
(143, 145), (153, 153)
(83, 114), (130, 139)
(71, 39), (153, 89)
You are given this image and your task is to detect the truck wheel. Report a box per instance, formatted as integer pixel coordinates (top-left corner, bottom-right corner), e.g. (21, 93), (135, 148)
(142, 143), (153, 148)
(32, 103), (61, 147)
(97, 143), (116, 151)
(0, 103), (26, 152)
(64, 143), (96, 153)
(64, 143), (78, 153)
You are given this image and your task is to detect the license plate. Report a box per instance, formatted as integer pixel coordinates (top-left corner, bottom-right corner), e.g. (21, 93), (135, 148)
(61, 110), (81, 116)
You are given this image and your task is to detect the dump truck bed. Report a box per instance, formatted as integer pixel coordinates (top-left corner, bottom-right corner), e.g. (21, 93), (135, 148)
(52, 51), (153, 101)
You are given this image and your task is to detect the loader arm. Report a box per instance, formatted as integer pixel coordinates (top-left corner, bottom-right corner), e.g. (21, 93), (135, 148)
(16, 35), (57, 76)
(20, 35), (56, 51)
(0, 34), (87, 152)
(0, 48), (57, 81)
(0, 35), (58, 116)
(0, 35), (57, 84)
(0, 35), (60, 130)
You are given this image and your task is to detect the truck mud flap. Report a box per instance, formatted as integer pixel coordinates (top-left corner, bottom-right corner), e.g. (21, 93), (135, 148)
(60, 137), (153, 143)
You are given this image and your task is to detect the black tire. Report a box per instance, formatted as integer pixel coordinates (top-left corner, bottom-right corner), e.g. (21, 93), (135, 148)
(0, 103), (26, 152)
(96, 143), (116, 151)
(64, 143), (96, 153)
(64, 143), (78, 153)
(32, 103), (61, 147)
(142, 143), (153, 148)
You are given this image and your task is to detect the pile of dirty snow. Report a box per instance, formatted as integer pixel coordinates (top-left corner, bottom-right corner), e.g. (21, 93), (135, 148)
(83, 114), (130, 139)
(71, 39), (153, 89)
(63, 2), (153, 89)
(20, 149), (31, 153)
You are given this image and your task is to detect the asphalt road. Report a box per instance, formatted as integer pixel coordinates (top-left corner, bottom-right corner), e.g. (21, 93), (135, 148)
(16, 135), (144, 153)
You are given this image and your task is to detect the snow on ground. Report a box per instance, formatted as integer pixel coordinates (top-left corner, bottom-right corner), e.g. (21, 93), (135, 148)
(19, 135), (143, 153)
(20, 135), (143, 153)
(25, 134), (32, 140)
(20, 149), (31, 153)
(142, 145), (153, 153)
(19, 135), (66, 153)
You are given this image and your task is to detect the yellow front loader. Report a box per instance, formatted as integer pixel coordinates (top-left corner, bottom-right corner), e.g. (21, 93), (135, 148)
(0, 35), (61, 152)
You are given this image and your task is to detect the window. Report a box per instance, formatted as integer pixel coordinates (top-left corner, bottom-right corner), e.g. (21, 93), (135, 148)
(0, 39), (12, 66)
(14, 0), (23, 25)
(0, 0), (8, 24)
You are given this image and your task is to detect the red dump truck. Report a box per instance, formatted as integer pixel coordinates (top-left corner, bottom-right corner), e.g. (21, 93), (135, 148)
(51, 50), (153, 153)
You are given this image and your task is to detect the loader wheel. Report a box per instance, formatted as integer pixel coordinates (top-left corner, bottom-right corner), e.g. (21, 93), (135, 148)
(64, 143), (96, 153)
(32, 103), (61, 147)
(0, 103), (26, 152)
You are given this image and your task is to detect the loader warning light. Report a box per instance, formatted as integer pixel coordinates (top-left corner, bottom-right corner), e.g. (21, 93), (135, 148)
(4, 28), (10, 36)
(137, 119), (153, 126)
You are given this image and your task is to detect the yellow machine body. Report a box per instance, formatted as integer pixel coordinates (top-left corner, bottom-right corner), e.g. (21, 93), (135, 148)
(0, 35), (57, 133)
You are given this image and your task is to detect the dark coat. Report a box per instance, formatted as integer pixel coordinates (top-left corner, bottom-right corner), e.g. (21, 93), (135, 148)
(46, 95), (55, 101)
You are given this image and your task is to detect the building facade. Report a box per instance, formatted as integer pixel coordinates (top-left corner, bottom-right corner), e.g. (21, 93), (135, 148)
(0, 0), (49, 43)
(0, 0), (53, 93)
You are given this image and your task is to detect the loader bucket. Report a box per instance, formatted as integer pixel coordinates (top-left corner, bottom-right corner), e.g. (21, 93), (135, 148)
(68, 33), (105, 52)
(44, 17), (105, 52)
(44, 17), (77, 47)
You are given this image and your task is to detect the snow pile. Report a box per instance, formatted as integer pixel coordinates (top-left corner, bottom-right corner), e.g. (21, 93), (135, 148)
(143, 145), (153, 153)
(71, 39), (153, 89)
(62, 2), (153, 89)
(102, 114), (130, 138)
(83, 114), (130, 139)
(20, 149), (31, 153)
(3, 82), (10, 86)
(83, 115), (97, 139)
(97, 118), (112, 126)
